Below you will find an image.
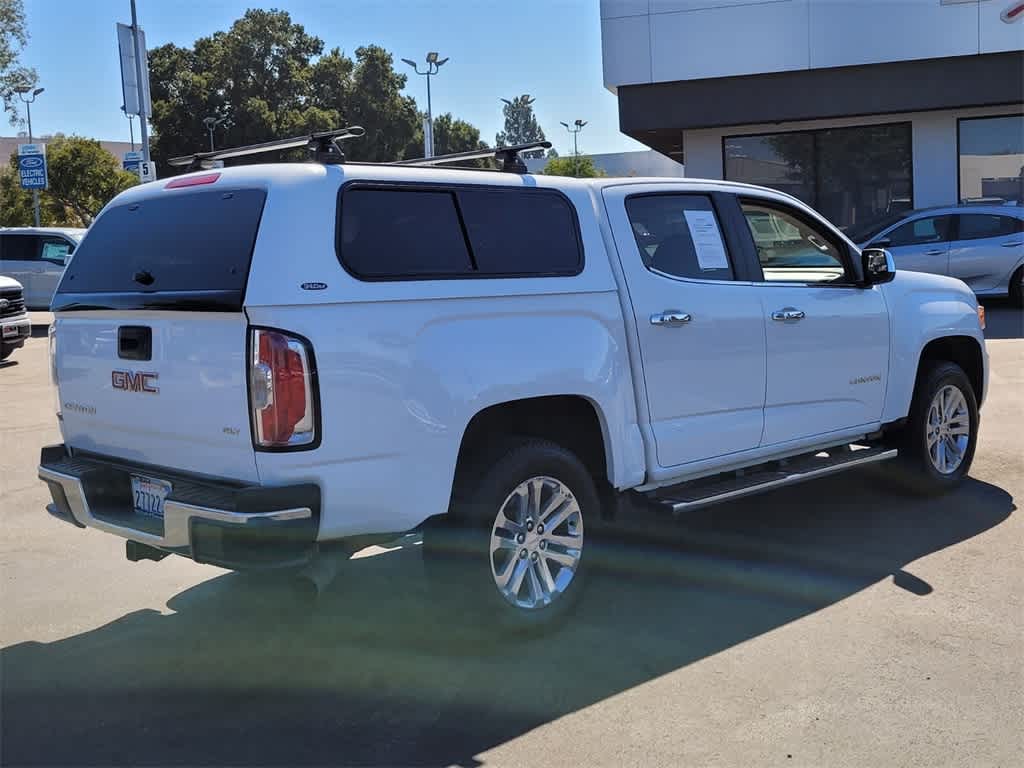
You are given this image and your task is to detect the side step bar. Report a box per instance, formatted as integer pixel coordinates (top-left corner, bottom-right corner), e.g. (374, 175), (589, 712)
(651, 445), (898, 514)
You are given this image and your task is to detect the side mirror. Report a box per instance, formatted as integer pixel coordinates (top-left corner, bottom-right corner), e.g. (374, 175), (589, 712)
(862, 247), (896, 285)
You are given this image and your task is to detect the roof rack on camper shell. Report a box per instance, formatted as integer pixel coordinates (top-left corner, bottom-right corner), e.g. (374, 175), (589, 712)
(167, 126), (551, 174)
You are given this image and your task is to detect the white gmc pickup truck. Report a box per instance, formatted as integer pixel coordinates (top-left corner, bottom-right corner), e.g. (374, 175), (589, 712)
(39, 136), (988, 629)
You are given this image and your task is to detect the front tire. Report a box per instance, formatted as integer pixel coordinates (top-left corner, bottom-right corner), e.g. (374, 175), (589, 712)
(423, 438), (598, 632)
(895, 361), (979, 494)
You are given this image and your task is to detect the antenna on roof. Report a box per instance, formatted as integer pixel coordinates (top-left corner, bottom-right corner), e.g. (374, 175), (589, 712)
(392, 141), (552, 173)
(168, 126), (366, 171)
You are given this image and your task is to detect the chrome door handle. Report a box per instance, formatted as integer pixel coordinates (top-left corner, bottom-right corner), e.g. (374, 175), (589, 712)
(771, 308), (805, 321)
(650, 310), (692, 327)
(925, 249), (945, 256)
(1002, 241), (1023, 247)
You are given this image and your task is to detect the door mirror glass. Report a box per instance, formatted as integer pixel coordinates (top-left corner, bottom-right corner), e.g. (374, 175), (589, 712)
(862, 248), (895, 285)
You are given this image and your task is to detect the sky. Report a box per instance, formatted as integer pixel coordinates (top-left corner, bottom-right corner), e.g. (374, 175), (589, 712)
(16, 0), (646, 158)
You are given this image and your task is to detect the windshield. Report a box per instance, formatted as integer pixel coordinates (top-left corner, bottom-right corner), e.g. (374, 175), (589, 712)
(845, 211), (909, 244)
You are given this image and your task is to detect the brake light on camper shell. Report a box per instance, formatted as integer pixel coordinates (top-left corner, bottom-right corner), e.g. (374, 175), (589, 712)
(249, 328), (317, 448)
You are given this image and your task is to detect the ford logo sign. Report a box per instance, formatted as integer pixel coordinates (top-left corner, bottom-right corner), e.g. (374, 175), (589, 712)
(20, 156), (43, 168)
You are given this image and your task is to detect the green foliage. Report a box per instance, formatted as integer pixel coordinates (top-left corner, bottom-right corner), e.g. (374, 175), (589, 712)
(403, 112), (489, 161)
(496, 95), (547, 158)
(542, 155), (605, 178)
(147, 10), (479, 170)
(0, 0), (37, 126)
(0, 136), (138, 226)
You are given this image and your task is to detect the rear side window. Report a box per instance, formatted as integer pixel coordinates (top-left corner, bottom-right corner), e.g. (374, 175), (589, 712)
(887, 215), (953, 247)
(624, 194), (735, 281)
(1, 235), (39, 261)
(339, 189), (472, 278)
(338, 184), (582, 280)
(58, 188), (266, 295)
(956, 214), (1022, 241)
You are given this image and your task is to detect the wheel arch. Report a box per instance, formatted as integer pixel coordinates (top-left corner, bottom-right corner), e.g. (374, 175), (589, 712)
(917, 335), (985, 407)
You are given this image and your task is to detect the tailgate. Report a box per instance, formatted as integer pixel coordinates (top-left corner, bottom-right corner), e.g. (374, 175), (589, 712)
(49, 180), (268, 483)
(55, 310), (258, 482)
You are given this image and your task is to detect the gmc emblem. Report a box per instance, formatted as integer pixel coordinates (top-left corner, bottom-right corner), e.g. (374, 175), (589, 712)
(111, 370), (159, 394)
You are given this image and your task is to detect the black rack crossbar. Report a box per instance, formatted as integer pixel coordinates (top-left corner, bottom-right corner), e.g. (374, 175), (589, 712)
(168, 126), (365, 169)
(392, 141), (551, 172)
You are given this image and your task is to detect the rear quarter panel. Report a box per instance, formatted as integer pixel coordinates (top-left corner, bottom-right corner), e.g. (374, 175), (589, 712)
(245, 172), (645, 539)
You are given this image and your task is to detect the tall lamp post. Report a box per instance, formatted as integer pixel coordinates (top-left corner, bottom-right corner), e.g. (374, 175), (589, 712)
(15, 86), (45, 226)
(121, 104), (136, 150)
(560, 119), (587, 177)
(203, 116), (224, 151)
(401, 52), (448, 158)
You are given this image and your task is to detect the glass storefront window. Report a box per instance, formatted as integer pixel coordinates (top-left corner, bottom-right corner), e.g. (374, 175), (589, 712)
(723, 123), (912, 234)
(958, 115), (1024, 205)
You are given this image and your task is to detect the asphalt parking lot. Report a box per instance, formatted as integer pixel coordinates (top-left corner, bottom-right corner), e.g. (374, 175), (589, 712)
(1, 305), (1021, 767)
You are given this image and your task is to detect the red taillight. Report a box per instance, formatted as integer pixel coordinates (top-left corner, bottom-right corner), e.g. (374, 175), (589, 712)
(249, 328), (317, 448)
(165, 172), (220, 189)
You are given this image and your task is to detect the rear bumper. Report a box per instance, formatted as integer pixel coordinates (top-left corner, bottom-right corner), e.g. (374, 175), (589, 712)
(38, 445), (320, 569)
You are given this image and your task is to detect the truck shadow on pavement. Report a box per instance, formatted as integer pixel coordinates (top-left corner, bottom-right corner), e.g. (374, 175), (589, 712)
(1, 471), (1014, 767)
(981, 298), (1023, 340)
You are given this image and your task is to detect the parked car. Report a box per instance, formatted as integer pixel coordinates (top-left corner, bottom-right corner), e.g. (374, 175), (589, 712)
(0, 275), (31, 361)
(0, 227), (87, 310)
(849, 205), (1024, 306)
(38, 136), (988, 630)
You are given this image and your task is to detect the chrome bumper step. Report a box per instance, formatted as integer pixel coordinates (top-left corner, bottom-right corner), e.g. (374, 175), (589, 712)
(651, 444), (898, 514)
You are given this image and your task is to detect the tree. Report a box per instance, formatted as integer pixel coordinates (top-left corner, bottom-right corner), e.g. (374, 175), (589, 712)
(147, 11), (475, 171)
(0, 0), (38, 126)
(496, 94), (546, 157)
(541, 155), (605, 178)
(0, 137), (138, 226)
(404, 112), (488, 160)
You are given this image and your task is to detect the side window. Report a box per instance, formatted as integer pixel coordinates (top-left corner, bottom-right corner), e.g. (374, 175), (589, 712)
(339, 188), (472, 278)
(3, 235), (40, 262)
(886, 215), (953, 247)
(956, 214), (1021, 241)
(740, 201), (848, 283)
(338, 186), (583, 280)
(40, 237), (73, 264)
(457, 188), (581, 275)
(624, 195), (735, 281)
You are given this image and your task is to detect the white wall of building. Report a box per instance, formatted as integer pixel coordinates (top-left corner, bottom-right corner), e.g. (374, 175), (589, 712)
(602, 0), (1024, 88)
(680, 103), (1023, 207)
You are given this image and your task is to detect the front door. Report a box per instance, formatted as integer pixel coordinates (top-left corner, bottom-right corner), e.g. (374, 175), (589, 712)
(948, 212), (1024, 294)
(738, 197), (890, 446)
(604, 186), (766, 467)
(877, 214), (953, 277)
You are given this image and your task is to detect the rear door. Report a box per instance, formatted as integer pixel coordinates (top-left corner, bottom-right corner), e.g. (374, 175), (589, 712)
(52, 183), (268, 482)
(947, 212), (1024, 293)
(603, 185), (766, 467)
(0, 234), (41, 306)
(879, 214), (953, 276)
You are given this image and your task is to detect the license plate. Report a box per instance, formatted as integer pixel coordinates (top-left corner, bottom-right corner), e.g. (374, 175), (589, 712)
(1, 325), (17, 339)
(131, 475), (172, 519)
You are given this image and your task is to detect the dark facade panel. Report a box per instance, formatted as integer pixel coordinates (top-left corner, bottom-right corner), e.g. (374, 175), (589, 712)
(619, 52), (1024, 150)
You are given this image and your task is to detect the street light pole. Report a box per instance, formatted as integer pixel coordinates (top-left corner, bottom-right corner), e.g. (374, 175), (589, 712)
(560, 119), (587, 177)
(15, 86), (45, 226)
(203, 116), (224, 152)
(402, 52), (448, 158)
(130, 0), (151, 164)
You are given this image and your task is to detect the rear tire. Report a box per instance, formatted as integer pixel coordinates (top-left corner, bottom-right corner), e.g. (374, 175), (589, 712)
(1009, 266), (1023, 309)
(893, 361), (978, 495)
(422, 438), (598, 633)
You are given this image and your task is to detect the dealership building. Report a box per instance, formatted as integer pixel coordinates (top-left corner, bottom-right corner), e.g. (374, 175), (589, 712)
(601, 0), (1024, 231)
